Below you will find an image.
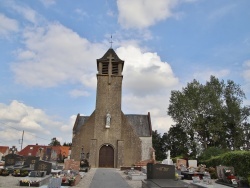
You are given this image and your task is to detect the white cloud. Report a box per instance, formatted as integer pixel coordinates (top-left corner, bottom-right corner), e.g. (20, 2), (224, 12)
(0, 100), (73, 149)
(0, 13), (19, 37)
(12, 22), (106, 88)
(116, 46), (180, 134)
(117, 45), (179, 96)
(193, 69), (230, 83)
(117, 0), (179, 29)
(60, 115), (76, 132)
(8, 2), (39, 24)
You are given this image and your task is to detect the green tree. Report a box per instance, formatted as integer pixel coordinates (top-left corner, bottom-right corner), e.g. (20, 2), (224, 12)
(162, 124), (189, 158)
(152, 130), (166, 161)
(63, 142), (72, 146)
(168, 75), (250, 152)
(49, 137), (61, 146)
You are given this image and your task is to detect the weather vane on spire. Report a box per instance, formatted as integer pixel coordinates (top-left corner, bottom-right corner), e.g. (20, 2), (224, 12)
(110, 34), (113, 48)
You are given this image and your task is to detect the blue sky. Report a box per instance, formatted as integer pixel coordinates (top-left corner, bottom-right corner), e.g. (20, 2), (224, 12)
(0, 0), (250, 150)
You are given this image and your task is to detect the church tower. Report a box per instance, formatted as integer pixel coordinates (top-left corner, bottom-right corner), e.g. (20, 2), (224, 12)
(91, 48), (124, 167)
(71, 48), (153, 168)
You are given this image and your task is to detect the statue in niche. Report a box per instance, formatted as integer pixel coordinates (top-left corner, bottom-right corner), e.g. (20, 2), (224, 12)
(106, 113), (111, 128)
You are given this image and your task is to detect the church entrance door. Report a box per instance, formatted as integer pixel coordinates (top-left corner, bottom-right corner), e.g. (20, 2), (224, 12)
(99, 145), (114, 168)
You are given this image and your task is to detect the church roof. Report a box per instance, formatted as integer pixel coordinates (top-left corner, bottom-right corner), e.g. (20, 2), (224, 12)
(73, 114), (89, 134)
(73, 113), (152, 137)
(125, 114), (152, 137)
(97, 48), (124, 62)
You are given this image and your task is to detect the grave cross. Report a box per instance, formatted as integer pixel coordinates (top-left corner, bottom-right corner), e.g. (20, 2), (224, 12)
(10, 146), (17, 154)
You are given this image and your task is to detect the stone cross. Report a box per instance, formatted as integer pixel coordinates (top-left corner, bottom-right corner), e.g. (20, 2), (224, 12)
(107, 54), (114, 84)
(167, 150), (171, 160)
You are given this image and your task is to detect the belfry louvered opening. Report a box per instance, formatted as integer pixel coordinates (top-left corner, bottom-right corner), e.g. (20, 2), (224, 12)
(112, 63), (119, 75)
(102, 62), (109, 74)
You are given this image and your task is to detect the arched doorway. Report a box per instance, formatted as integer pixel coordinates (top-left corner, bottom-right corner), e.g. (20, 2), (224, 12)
(99, 144), (114, 168)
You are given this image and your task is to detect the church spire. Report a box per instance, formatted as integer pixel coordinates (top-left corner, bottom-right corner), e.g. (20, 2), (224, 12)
(96, 48), (124, 78)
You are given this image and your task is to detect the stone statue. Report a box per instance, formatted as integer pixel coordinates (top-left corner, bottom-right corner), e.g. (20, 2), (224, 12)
(106, 113), (111, 128)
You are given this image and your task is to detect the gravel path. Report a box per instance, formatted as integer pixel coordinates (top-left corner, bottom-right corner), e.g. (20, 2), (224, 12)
(0, 168), (142, 188)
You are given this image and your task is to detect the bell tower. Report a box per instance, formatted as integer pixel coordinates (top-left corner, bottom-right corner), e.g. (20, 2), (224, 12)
(90, 48), (124, 167)
(94, 48), (124, 133)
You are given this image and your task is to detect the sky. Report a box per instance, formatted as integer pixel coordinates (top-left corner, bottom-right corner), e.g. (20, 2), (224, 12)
(0, 0), (250, 150)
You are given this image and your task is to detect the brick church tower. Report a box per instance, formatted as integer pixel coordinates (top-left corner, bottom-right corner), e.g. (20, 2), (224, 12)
(71, 48), (153, 168)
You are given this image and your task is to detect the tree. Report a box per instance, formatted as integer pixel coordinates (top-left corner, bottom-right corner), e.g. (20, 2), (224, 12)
(152, 130), (166, 161)
(63, 142), (72, 147)
(168, 75), (250, 153)
(162, 124), (189, 158)
(49, 137), (61, 146)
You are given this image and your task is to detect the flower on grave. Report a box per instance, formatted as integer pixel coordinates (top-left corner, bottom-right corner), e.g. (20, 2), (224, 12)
(224, 169), (236, 180)
(69, 176), (76, 181)
(20, 179), (30, 183)
(20, 179), (40, 183)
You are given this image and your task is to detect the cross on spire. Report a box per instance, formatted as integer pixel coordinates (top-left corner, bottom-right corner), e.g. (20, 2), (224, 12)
(110, 35), (113, 48)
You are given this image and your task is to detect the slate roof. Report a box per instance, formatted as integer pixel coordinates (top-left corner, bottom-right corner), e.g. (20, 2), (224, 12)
(125, 114), (152, 137)
(96, 48), (124, 72)
(73, 114), (89, 134)
(73, 113), (152, 137)
(97, 48), (124, 62)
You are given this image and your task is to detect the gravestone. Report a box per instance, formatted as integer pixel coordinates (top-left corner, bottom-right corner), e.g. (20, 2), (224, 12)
(188, 160), (197, 168)
(35, 160), (52, 175)
(216, 166), (238, 187)
(176, 159), (187, 171)
(147, 163), (175, 179)
(80, 159), (90, 172)
(64, 159), (80, 171)
(48, 177), (62, 188)
(25, 156), (39, 170)
(29, 170), (46, 177)
(162, 150), (173, 165)
(4, 154), (24, 168)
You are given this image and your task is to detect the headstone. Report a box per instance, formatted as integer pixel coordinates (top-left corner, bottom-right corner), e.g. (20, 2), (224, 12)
(147, 163), (175, 179)
(4, 154), (24, 168)
(25, 156), (39, 169)
(176, 159), (187, 170)
(216, 166), (236, 184)
(48, 177), (62, 188)
(64, 159), (80, 171)
(188, 160), (197, 168)
(35, 160), (52, 175)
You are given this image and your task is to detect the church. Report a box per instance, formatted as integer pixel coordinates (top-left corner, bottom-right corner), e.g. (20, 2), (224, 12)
(71, 48), (153, 168)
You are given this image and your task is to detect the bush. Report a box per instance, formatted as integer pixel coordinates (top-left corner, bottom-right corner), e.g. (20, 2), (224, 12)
(198, 147), (228, 162)
(203, 150), (250, 179)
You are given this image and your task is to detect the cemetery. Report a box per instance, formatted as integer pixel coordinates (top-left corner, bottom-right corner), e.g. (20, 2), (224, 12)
(120, 150), (250, 188)
(0, 152), (88, 187)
